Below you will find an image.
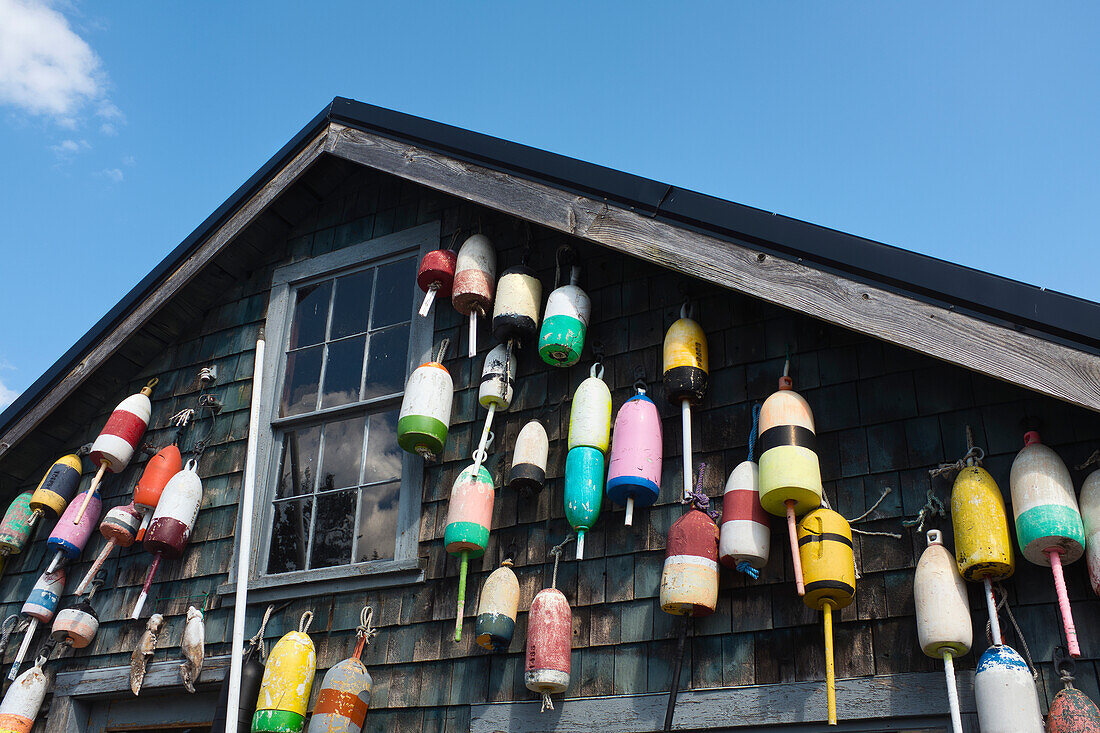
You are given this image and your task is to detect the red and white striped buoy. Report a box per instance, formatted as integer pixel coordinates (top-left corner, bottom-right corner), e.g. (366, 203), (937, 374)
(452, 234), (496, 358)
(526, 544), (572, 712)
(74, 379), (159, 523)
(719, 459), (770, 576)
(661, 507), (720, 617)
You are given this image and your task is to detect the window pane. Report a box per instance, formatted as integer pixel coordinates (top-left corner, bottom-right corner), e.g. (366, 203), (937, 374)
(356, 482), (399, 562)
(311, 490), (356, 569)
(280, 346), (322, 416)
(267, 498), (312, 573)
(276, 425), (321, 498)
(320, 336), (366, 409)
(288, 281), (332, 350)
(364, 410), (402, 484)
(330, 270), (373, 340)
(319, 416), (365, 491)
(363, 324), (409, 399)
(371, 258), (416, 329)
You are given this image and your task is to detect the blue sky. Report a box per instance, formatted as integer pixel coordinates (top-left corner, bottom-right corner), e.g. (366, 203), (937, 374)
(1, 2), (1097, 406)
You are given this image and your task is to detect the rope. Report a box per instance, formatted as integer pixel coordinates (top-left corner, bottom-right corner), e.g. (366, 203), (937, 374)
(298, 610), (313, 634)
(907, 427), (982, 531)
(0, 615), (24, 661)
(984, 582), (1037, 679)
(747, 404), (760, 462)
(849, 487), (893, 523)
(736, 561), (759, 579)
(902, 479), (947, 533)
(249, 604), (275, 660)
(682, 463), (719, 522)
(436, 338), (450, 364)
(1075, 449), (1100, 472)
(928, 446), (985, 478)
(357, 607), (377, 646)
(549, 534), (574, 590)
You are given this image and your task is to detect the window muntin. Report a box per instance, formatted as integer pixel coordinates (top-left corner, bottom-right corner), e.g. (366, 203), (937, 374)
(266, 251), (417, 576)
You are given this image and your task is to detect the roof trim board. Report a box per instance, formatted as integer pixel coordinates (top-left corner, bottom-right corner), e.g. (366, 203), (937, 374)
(326, 122), (1100, 412)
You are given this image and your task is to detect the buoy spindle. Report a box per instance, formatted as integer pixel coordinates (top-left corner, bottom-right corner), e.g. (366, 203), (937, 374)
(787, 500), (805, 596)
(467, 310), (478, 358)
(983, 578), (1002, 646)
(418, 282), (439, 317)
(681, 400), (692, 501)
(454, 551), (468, 642)
(1047, 549), (1080, 657)
(7, 618), (38, 682)
(131, 555), (161, 620)
(823, 600), (836, 726)
(73, 462), (108, 524)
(943, 650), (962, 733)
(625, 498), (634, 527)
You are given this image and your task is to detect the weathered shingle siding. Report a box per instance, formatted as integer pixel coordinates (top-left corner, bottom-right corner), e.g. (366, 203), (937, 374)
(4, 161), (1100, 731)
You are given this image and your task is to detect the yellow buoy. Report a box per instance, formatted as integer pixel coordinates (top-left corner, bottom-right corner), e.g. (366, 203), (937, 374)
(798, 508), (855, 726)
(252, 612), (316, 733)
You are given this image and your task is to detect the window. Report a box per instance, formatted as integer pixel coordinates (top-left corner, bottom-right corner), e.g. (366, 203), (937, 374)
(233, 222), (439, 597)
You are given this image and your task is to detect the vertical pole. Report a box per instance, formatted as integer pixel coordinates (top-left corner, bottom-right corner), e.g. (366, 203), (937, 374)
(8, 618), (38, 681)
(681, 400), (692, 501)
(454, 551), (469, 642)
(73, 463), (108, 524)
(787, 500), (805, 596)
(983, 577), (1002, 646)
(225, 334), (265, 733)
(942, 650), (963, 733)
(1047, 549), (1081, 657)
(418, 283), (439, 317)
(625, 497), (635, 527)
(823, 601), (837, 726)
(131, 554), (162, 619)
(663, 616), (689, 731)
(576, 530), (586, 560)
(74, 541), (117, 596)
(468, 311), (478, 358)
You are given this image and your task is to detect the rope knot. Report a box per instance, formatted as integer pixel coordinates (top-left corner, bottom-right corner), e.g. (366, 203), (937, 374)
(683, 463), (719, 522)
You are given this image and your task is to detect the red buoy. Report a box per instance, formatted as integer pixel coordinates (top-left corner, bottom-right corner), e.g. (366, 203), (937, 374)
(660, 508), (720, 617)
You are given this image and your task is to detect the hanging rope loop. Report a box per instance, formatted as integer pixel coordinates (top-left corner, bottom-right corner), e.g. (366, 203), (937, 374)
(248, 604), (276, 660)
(357, 607), (377, 644)
(549, 534), (574, 590)
(747, 403), (761, 462)
(436, 338), (450, 364)
(590, 362), (604, 380)
(299, 610), (313, 634)
(682, 462), (719, 522)
(680, 300), (693, 320)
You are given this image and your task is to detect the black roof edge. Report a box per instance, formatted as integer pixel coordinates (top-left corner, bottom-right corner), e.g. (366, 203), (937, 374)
(3, 96), (1098, 442)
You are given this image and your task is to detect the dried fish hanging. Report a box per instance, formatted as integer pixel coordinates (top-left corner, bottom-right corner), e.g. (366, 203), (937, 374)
(526, 536), (573, 712)
(180, 606), (206, 693)
(130, 613), (165, 695)
(308, 607), (377, 733)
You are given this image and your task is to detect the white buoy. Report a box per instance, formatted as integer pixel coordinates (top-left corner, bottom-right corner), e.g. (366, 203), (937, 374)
(1082, 469), (1100, 598)
(974, 644), (1043, 733)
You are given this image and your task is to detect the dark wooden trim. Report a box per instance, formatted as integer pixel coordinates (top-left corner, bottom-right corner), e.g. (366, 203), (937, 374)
(328, 122), (1100, 413)
(0, 130), (330, 460)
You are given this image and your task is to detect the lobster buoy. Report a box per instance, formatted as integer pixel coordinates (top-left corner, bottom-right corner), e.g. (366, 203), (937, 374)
(213, 644), (265, 733)
(452, 234), (496, 358)
(720, 460), (770, 575)
(134, 444), (183, 539)
(252, 612), (316, 733)
(525, 587), (572, 712)
(660, 508), (719, 616)
(798, 508), (855, 726)
(8, 569), (65, 682)
(445, 463), (494, 642)
(663, 309), (708, 506)
(51, 577), (104, 650)
(30, 453), (83, 519)
(74, 502), (144, 595)
(1082, 469), (1100, 598)
(606, 385), (662, 526)
(1010, 431), (1085, 656)
(974, 644), (1043, 733)
(565, 447), (603, 560)
(758, 362), (821, 597)
(567, 365), (611, 454)
(397, 360), (453, 460)
(132, 459), (203, 619)
(45, 485), (102, 573)
(416, 246), (457, 317)
(74, 379), (158, 523)
(538, 265), (590, 368)
(914, 530), (971, 733)
(0, 492), (34, 577)
(509, 420), (548, 497)
(475, 555), (520, 652)
(0, 662), (49, 733)
(1047, 670), (1100, 732)
(308, 608), (375, 733)
(492, 265), (542, 344)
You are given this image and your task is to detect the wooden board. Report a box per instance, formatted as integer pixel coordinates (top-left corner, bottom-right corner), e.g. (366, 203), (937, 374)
(469, 670), (975, 732)
(327, 122), (1100, 413)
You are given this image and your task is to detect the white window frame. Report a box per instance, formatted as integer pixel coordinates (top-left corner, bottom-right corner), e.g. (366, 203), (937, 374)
(221, 221), (439, 601)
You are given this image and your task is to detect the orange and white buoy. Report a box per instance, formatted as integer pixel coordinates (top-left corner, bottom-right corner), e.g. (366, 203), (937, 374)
(308, 608), (375, 733)
(0, 657), (49, 733)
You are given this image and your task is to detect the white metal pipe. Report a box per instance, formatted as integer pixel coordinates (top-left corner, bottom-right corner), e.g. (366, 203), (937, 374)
(943, 650), (963, 733)
(983, 577), (1002, 646)
(225, 333), (266, 733)
(681, 400), (692, 501)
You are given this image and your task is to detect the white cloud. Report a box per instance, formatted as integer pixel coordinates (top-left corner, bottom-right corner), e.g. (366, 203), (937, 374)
(0, 0), (115, 126)
(50, 137), (89, 157)
(0, 378), (18, 410)
(98, 167), (122, 182)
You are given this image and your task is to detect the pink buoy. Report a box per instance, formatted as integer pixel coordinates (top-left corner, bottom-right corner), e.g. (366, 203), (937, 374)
(606, 385), (662, 526)
(45, 487), (102, 573)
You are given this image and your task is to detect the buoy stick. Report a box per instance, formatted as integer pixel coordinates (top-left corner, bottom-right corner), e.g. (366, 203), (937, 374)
(0, 555), (6, 579)
(942, 649), (962, 733)
(468, 311), (478, 358)
(73, 462), (109, 524)
(625, 497), (634, 527)
(418, 282), (439, 317)
(473, 404), (496, 474)
(8, 618), (37, 681)
(131, 554), (162, 619)
(786, 500), (805, 596)
(576, 530), (586, 560)
(135, 509), (152, 542)
(74, 540), (117, 596)
(1046, 549), (1081, 657)
(45, 549), (64, 574)
(983, 577), (1002, 646)
(454, 551), (468, 642)
(681, 400), (692, 501)
(823, 601), (837, 726)
(663, 616), (689, 731)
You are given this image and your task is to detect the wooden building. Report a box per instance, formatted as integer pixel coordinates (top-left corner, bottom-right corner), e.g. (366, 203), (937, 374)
(1, 98), (1099, 732)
